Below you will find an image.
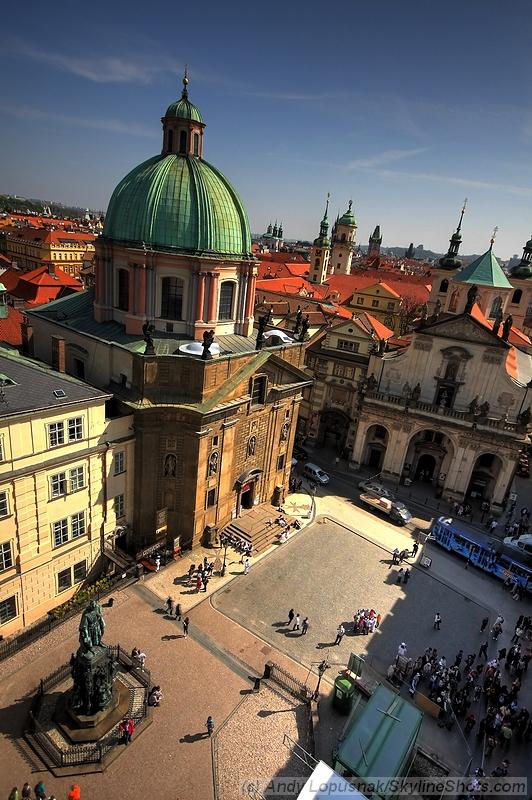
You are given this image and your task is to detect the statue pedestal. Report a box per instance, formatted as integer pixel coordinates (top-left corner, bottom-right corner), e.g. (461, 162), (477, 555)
(55, 678), (130, 743)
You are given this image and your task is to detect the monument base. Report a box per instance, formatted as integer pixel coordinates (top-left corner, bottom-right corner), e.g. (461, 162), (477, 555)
(54, 678), (130, 743)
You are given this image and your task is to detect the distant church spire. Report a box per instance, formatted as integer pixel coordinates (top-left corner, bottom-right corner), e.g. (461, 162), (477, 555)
(438, 199), (467, 270)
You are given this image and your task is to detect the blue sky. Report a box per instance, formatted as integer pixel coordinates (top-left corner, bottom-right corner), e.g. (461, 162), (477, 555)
(1, 0), (532, 257)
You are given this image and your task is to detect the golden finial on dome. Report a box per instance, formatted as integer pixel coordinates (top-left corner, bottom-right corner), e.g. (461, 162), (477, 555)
(182, 65), (189, 98)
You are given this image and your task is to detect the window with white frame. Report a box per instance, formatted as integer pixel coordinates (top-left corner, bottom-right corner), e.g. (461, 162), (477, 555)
(336, 339), (359, 352)
(71, 511), (86, 539)
(0, 491), (9, 518)
(50, 472), (67, 498)
(53, 518), (69, 547)
(68, 417), (83, 442)
(0, 595), (17, 624)
(73, 559), (87, 583)
(114, 494), (125, 519)
(48, 421), (65, 448)
(114, 451), (125, 475)
(69, 466), (85, 492)
(0, 541), (13, 572)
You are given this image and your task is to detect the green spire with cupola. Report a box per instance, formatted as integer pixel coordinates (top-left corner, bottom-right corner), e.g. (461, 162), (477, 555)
(314, 193), (330, 246)
(439, 199), (467, 270)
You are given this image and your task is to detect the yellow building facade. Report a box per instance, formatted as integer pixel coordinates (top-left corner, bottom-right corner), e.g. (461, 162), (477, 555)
(0, 227), (95, 278)
(346, 282), (401, 333)
(0, 351), (134, 637)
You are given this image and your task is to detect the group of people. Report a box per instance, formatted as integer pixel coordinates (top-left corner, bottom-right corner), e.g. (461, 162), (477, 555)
(187, 558), (216, 592)
(451, 501), (473, 519)
(9, 784), (81, 800)
(389, 613), (532, 770)
(287, 608), (309, 636)
(352, 608), (382, 635)
(148, 685), (163, 706)
(391, 543), (419, 564)
(505, 506), (530, 539)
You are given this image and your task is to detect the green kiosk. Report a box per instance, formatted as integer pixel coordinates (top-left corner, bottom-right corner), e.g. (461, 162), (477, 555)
(334, 684), (423, 799)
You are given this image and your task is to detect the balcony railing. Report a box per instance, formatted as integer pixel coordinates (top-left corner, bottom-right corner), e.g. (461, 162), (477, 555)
(364, 389), (523, 433)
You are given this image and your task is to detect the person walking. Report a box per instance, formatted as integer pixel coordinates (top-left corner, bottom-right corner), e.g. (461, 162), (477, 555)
(434, 612), (442, 630)
(411, 542), (419, 558)
(478, 641), (489, 660)
(8, 789), (19, 800)
(175, 602), (182, 621)
(480, 617), (489, 633)
(119, 717), (135, 745)
(21, 785), (31, 800)
(165, 596), (173, 615)
(287, 608), (295, 626)
(403, 569), (410, 584)
(301, 617), (309, 635)
(334, 624), (345, 645)
(183, 616), (190, 638)
(154, 554), (161, 572)
(34, 783), (46, 800)
(454, 649), (464, 667)
(206, 716), (214, 737)
(392, 548), (400, 565)
(293, 613), (301, 631)
(243, 558), (250, 575)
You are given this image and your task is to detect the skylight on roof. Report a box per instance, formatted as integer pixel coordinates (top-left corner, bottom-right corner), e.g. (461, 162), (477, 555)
(53, 389), (67, 398)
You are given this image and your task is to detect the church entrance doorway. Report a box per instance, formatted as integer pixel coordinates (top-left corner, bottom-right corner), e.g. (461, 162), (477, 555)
(466, 453), (502, 501)
(362, 424), (389, 472)
(415, 453), (436, 481)
(241, 482), (254, 510)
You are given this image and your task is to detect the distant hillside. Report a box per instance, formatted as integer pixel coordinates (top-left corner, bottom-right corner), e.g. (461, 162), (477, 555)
(0, 193), (103, 219)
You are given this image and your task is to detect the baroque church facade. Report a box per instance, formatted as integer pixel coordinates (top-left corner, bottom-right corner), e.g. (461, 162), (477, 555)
(27, 75), (309, 553)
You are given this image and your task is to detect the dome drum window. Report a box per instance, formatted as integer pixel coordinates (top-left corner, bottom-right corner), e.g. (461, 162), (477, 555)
(218, 281), (235, 321)
(117, 269), (129, 312)
(160, 277), (184, 321)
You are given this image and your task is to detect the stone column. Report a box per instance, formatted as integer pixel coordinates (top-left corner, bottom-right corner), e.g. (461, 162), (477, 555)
(207, 272), (219, 323)
(137, 265), (146, 318)
(196, 272), (206, 322)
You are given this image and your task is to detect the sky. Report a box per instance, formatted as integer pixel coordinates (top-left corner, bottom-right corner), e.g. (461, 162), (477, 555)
(1, 0), (532, 257)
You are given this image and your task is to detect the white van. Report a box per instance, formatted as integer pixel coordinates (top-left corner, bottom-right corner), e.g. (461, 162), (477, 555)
(303, 463), (330, 485)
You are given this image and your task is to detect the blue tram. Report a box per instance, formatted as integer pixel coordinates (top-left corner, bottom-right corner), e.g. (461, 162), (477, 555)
(430, 517), (532, 592)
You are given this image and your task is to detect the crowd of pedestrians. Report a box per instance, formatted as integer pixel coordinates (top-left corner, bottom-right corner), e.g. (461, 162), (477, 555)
(388, 612), (532, 772)
(8, 783), (81, 800)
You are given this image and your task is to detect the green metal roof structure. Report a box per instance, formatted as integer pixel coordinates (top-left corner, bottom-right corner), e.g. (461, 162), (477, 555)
(164, 96), (204, 123)
(453, 246), (512, 288)
(334, 684), (422, 794)
(103, 154), (252, 258)
(338, 200), (356, 227)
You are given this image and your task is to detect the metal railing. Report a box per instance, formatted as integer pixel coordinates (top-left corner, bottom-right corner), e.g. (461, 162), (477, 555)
(265, 661), (311, 701)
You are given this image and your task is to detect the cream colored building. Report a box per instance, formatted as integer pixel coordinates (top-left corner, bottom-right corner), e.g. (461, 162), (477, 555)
(351, 309), (532, 510)
(0, 350), (134, 637)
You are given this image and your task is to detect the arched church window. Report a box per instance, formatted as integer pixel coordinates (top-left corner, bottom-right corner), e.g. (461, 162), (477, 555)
(208, 451), (219, 476)
(117, 269), (129, 311)
(449, 290), (459, 312)
(167, 129), (173, 152)
(193, 133), (199, 156)
(160, 277), (183, 320)
(179, 130), (187, 154)
(511, 289), (523, 305)
(218, 281), (235, 321)
(489, 296), (502, 319)
(439, 279), (449, 293)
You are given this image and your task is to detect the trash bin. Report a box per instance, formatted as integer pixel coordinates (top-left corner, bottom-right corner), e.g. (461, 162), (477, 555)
(333, 676), (355, 713)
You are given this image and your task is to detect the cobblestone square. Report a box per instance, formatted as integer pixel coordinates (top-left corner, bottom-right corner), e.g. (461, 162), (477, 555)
(213, 519), (492, 674)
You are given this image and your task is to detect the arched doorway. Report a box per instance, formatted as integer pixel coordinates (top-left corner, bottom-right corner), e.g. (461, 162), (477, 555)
(403, 429), (454, 490)
(235, 468), (263, 514)
(363, 424), (390, 471)
(466, 453), (503, 501)
(416, 453), (436, 481)
(318, 408), (350, 452)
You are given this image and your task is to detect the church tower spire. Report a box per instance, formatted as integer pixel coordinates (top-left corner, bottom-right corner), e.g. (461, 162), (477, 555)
(439, 199), (467, 270)
(310, 193), (331, 284)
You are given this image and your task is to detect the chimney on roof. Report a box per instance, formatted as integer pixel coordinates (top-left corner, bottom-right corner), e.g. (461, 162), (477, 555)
(46, 261), (56, 276)
(51, 336), (66, 373)
(21, 314), (34, 357)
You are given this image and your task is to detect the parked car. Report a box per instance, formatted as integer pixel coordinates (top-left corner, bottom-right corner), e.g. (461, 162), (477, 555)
(303, 462), (330, 485)
(357, 479), (394, 500)
(293, 445), (309, 461)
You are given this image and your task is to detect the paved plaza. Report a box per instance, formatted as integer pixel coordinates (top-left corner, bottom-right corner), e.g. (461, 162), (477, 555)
(213, 518), (492, 674)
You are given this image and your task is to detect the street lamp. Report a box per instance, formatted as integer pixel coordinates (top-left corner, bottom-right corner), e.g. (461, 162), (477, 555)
(313, 657), (330, 701)
(221, 541), (229, 577)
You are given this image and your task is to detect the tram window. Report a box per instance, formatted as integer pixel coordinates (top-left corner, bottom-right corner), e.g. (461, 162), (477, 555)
(499, 556), (511, 569)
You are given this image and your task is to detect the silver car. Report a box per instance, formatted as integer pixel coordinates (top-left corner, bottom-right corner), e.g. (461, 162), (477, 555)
(358, 479), (394, 500)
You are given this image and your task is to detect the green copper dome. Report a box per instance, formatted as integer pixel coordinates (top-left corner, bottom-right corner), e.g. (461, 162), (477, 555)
(103, 154), (252, 258)
(164, 97), (204, 123)
(338, 200), (356, 227)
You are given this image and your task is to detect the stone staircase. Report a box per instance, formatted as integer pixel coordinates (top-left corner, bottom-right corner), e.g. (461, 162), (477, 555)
(222, 506), (295, 555)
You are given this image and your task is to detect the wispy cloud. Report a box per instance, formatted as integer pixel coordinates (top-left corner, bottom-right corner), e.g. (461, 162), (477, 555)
(4, 38), (179, 84)
(371, 167), (532, 197)
(0, 103), (158, 138)
(346, 147), (429, 170)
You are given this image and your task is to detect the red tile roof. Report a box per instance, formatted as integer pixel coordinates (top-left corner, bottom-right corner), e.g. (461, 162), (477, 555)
(2, 225), (95, 246)
(357, 311), (394, 339)
(4, 265), (82, 306)
(256, 276), (328, 298)
(0, 306), (24, 347)
(326, 272), (431, 305)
